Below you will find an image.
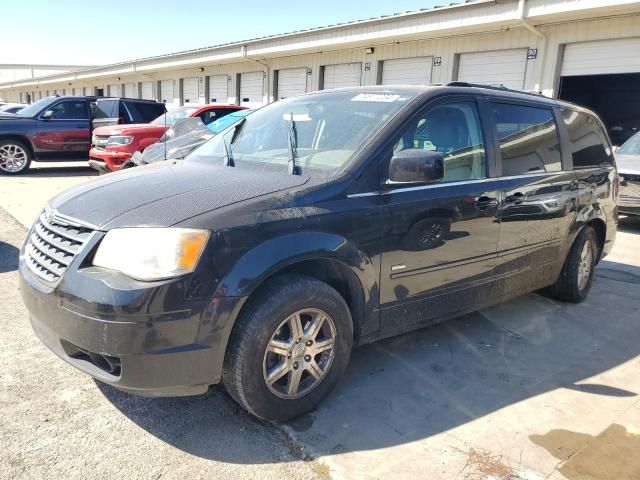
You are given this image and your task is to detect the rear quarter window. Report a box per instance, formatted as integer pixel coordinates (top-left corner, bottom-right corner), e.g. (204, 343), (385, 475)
(561, 109), (614, 169)
(93, 100), (118, 119)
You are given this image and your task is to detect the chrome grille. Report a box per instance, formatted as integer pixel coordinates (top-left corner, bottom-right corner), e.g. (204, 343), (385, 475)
(620, 177), (640, 203)
(25, 210), (94, 283)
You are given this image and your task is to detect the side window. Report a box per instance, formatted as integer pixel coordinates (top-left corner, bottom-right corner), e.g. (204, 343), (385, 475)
(92, 100), (118, 119)
(48, 101), (89, 120)
(390, 101), (486, 183)
(199, 109), (234, 125)
(492, 103), (562, 176)
(561, 109), (613, 169)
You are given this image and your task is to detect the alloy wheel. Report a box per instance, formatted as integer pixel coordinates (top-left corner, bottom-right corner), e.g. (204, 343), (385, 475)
(577, 241), (593, 291)
(263, 308), (336, 399)
(0, 144), (28, 173)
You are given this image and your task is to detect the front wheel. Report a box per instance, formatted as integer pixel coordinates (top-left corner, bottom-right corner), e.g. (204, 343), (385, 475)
(547, 226), (598, 303)
(0, 140), (32, 175)
(223, 274), (353, 421)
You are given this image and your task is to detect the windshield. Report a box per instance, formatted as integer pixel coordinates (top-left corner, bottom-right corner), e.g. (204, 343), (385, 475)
(207, 109), (253, 134)
(15, 97), (57, 117)
(188, 91), (413, 173)
(151, 107), (199, 125)
(617, 133), (640, 156)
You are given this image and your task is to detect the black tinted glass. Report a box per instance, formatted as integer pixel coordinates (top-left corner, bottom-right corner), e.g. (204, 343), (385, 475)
(93, 100), (118, 119)
(561, 109), (613, 169)
(125, 101), (166, 122)
(49, 101), (89, 120)
(493, 103), (562, 175)
(199, 108), (235, 125)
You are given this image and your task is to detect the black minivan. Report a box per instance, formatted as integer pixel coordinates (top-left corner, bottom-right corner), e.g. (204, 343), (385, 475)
(19, 84), (618, 420)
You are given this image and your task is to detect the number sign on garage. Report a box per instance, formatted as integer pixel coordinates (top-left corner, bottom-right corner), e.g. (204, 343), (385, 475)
(276, 68), (308, 100)
(182, 77), (199, 104)
(458, 49), (527, 90)
(240, 71), (265, 108)
(381, 57), (433, 85)
(322, 63), (362, 90)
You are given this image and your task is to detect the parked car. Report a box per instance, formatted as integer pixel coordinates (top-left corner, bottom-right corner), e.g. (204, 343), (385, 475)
(126, 109), (254, 167)
(89, 104), (247, 173)
(20, 85), (617, 421)
(0, 103), (26, 114)
(91, 97), (166, 130)
(615, 131), (640, 217)
(0, 95), (97, 174)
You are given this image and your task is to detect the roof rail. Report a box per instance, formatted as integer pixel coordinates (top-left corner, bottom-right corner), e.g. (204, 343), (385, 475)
(446, 81), (546, 98)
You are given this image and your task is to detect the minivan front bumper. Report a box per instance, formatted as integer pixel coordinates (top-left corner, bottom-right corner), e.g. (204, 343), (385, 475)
(20, 259), (245, 397)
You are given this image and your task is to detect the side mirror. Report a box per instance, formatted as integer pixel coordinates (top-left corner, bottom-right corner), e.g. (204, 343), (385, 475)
(388, 149), (444, 185)
(41, 110), (53, 120)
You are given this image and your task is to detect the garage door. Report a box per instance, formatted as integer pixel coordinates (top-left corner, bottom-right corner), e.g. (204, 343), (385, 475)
(277, 68), (307, 100)
(381, 57), (433, 85)
(458, 49), (527, 90)
(140, 81), (153, 100)
(561, 38), (640, 77)
(208, 75), (228, 103)
(182, 77), (199, 104)
(160, 79), (174, 105)
(240, 71), (264, 108)
(323, 63), (362, 89)
(109, 83), (121, 97)
(124, 83), (136, 98)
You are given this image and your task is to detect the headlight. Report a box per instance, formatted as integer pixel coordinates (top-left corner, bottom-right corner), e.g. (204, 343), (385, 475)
(106, 135), (134, 147)
(93, 228), (210, 281)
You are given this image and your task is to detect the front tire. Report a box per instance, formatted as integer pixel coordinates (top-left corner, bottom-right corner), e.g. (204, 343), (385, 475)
(547, 226), (598, 303)
(0, 140), (32, 175)
(223, 274), (353, 421)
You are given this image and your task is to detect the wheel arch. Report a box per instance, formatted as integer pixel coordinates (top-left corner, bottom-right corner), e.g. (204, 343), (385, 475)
(0, 134), (34, 158)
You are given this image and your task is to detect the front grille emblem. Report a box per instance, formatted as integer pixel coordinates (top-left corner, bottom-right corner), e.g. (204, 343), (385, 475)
(45, 206), (56, 224)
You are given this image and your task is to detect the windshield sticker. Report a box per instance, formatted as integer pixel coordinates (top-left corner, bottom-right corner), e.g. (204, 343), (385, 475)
(351, 93), (402, 103)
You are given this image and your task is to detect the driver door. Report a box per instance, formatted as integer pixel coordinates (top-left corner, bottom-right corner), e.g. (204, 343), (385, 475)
(379, 96), (501, 334)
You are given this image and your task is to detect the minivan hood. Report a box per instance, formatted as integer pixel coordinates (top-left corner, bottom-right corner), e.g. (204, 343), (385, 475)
(616, 154), (640, 175)
(50, 161), (310, 229)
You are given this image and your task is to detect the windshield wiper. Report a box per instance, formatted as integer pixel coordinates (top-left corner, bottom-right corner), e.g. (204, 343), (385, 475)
(222, 117), (248, 167)
(287, 112), (300, 175)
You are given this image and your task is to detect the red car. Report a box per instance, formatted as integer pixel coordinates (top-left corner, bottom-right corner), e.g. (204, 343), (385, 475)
(89, 104), (247, 173)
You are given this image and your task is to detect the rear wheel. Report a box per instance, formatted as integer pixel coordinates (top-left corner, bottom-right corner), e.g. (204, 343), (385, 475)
(547, 226), (598, 303)
(223, 274), (353, 421)
(0, 140), (31, 175)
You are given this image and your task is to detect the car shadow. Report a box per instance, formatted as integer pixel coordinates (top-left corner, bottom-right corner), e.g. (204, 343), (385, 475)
(100, 261), (640, 464)
(21, 162), (96, 177)
(618, 216), (640, 234)
(0, 240), (19, 273)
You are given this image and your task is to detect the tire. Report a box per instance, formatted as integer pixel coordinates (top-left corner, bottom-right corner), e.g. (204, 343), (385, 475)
(547, 226), (598, 303)
(0, 139), (32, 175)
(223, 274), (353, 421)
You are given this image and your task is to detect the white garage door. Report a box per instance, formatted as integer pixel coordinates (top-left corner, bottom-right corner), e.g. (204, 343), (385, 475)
(277, 68), (307, 100)
(124, 83), (136, 98)
(160, 79), (174, 105)
(240, 71), (264, 108)
(323, 63), (362, 89)
(208, 75), (228, 103)
(109, 83), (121, 97)
(561, 38), (640, 77)
(381, 57), (433, 85)
(182, 77), (199, 104)
(458, 49), (527, 90)
(140, 81), (153, 100)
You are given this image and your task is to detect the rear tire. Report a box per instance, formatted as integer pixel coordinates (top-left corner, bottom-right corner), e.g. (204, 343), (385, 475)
(0, 140), (31, 175)
(223, 274), (353, 421)
(547, 226), (598, 303)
